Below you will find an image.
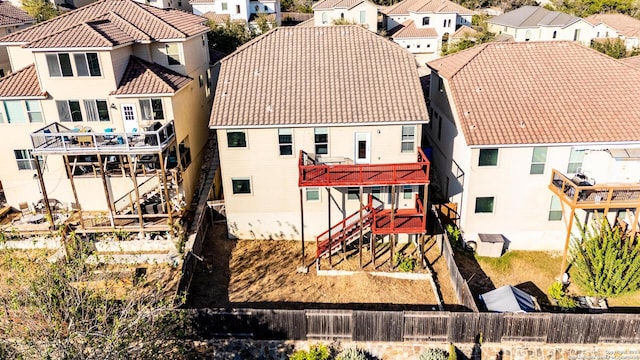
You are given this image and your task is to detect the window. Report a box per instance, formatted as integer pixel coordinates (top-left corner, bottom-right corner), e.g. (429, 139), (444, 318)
(530, 147), (547, 174)
(206, 68), (212, 96)
(422, 16), (430, 25)
(438, 76), (444, 92)
(139, 98), (164, 121)
(199, 74), (204, 87)
(360, 11), (366, 24)
(25, 100), (43, 123)
(306, 187), (320, 201)
(56, 100), (83, 122)
(371, 186), (382, 199)
(278, 128), (293, 156)
(255, 5), (259, 11)
(322, 12), (328, 24)
(46, 53), (73, 77)
(227, 129), (247, 148)
(4, 101), (25, 124)
(236, 4), (240, 13)
(202, 34), (206, 47)
(314, 128), (328, 155)
(232, 178), (251, 194)
(0, 69), (4, 77)
(347, 187), (359, 200)
(83, 100), (110, 122)
(573, 29), (580, 41)
(221, 2), (227, 10)
(552, 30), (557, 39)
(567, 149), (585, 173)
(437, 114), (442, 140)
(475, 197), (494, 213)
(340, 13), (344, 19)
(264, 5), (267, 11)
(403, 185), (412, 199)
(525, 30), (531, 41)
(166, 43), (181, 65)
(179, 138), (191, 168)
(74, 53), (101, 77)
(401, 125), (415, 152)
(14, 149), (41, 170)
(478, 148), (498, 166)
(548, 196), (562, 221)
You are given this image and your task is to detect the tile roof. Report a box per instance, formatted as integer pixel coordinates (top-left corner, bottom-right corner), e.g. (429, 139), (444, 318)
(451, 24), (479, 39)
(0, 1), (35, 27)
(585, 13), (640, 38)
(427, 41), (640, 146)
(0, 0), (208, 46)
(313, 0), (366, 10)
(383, 0), (474, 16)
(25, 17), (137, 48)
(296, 18), (315, 27)
(210, 26), (428, 128)
(111, 56), (192, 95)
(620, 55), (640, 68)
(488, 6), (580, 28)
(389, 20), (438, 38)
(0, 64), (46, 98)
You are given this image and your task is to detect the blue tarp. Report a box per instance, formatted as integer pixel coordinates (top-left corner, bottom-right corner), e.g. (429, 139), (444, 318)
(480, 285), (538, 313)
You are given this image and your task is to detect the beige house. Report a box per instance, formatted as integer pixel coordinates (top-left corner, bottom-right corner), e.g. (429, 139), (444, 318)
(312, 0), (379, 31)
(0, 1), (35, 77)
(585, 13), (640, 50)
(0, 0), (212, 231)
(426, 41), (640, 265)
(190, 0), (281, 28)
(209, 26), (430, 268)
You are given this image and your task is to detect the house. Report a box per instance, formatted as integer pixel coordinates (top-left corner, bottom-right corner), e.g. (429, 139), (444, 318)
(486, 6), (594, 45)
(190, 0), (281, 28)
(0, 1), (35, 77)
(312, 0), (379, 31)
(0, 0), (213, 231)
(383, 0), (474, 62)
(209, 26), (430, 268)
(585, 13), (640, 50)
(425, 42), (640, 266)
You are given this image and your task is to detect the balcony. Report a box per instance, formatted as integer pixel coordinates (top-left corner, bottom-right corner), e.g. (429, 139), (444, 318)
(298, 149), (430, 187)
(373, 195), (426, 235)
(549, 169), (640, 209)
(31, 121), (175, 156)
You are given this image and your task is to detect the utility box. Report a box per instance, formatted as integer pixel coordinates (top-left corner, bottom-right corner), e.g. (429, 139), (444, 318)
(477, 233), (505, 257)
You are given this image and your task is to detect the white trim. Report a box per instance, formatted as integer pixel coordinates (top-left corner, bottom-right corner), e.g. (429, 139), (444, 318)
(470, 141), (640, 149)
(0, 96), (47, 100)
(210, 120), (428, 130)
(112, 93), (176, 98)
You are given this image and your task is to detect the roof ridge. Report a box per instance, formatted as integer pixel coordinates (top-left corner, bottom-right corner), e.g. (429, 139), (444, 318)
(221, 26), (282, 63)
(442, 42), (490, 79)
(25, 19), (109, 48)
(106, 11), (152, 41)
(133, 3), (188, 38)
(0, 63), (34, 81)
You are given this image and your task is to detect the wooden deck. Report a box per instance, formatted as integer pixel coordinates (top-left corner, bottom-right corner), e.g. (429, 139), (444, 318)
(549, 169), (640, 210)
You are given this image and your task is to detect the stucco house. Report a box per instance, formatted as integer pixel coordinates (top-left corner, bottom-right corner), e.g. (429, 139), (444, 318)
(383, 0), (474, 62)
(312, 0), (379, 31)
(0, 0), (213, 231)
(190, 0), (280, 28)
(425, 42), (640, 261)
(585, 13), (640, 50)
(0, 1), (35, 78)
(487, 6), (594, 45)
(209, 26), (430, 268)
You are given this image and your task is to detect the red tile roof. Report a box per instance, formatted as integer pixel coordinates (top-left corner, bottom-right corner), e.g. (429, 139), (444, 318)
(585, 13), (640, 38)
(313, 0), (368, 10)
(0, 64), (46, 98)
(25, 18), (137, 48)
(620, 55), (640, 68)
(0, 1), (35, 27)
(210, 26), (428, 128)
(111, 56), (192, 95)
(389, 20), (438, 38)
(427, 41), (640, 146)
(450, 24), (479, 39)
(383, 0), (474, 16)
(0, 0), (208, 46)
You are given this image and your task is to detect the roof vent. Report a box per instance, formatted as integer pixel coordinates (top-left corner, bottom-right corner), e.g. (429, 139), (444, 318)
(470, 124), (476, 130)
(266, 105), (273, 112)
(476, 88), (482, 92)
(464, 111), (471, 117)
(254, 70), (261, 76)
(519, 120), (526, 128)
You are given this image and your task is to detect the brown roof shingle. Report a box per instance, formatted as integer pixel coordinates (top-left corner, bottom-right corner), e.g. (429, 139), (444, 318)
(620, 55), (640, 68)
(1, 0), (208, 46)
(25, 18), (137, 48)
(111, 56), (192, 95)
(313, 0), (367, 10)
(210, 26), (428, 128)
(389, 20), (438, 38)
(585, 13), (640, 38)
(427, 41), (640, 146)
(383, 0), (474, 16)
(0, 1), (35, 27)
(450, 24), (479, 39)
(0, 64), (46, 98)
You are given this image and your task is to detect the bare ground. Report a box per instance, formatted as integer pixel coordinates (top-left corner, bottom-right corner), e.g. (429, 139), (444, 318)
(186, 224), (459, 309)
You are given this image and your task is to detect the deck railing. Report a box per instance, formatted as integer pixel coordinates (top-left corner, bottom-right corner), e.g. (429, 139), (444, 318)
(372, 195), (426, 234)
(31, 121), (175, 155)
(316, 195), (376, 257)
(549, 169), (640, 209)
(299, 148), (430, 187)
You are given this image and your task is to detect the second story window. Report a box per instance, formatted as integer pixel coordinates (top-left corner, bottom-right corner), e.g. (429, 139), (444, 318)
(56, 100), (82, 122)
(25, 101), (43, 123)
(74, 53), (101, 77)
(139, 99), (164, 121)
(165, 43), (181, 65)
(314, 127), (328, 155)
(4, 101), (25, 124)
(46, 53), (73, 77)
(322, 12), (328, 24)
(221, 2), (227, 10)
(360, 11), (366, 24)
(530, 147), (547, 174)
(567, 148), (585, 174)
(236, 4), (241, 14)
(422, 16), (430, 25)
(278, 128), (293, 156)
(227, 129), (247, 148)
(84, 100), (110, 122)
(478, 148), (498, 166)
(401, 125), (415, 152)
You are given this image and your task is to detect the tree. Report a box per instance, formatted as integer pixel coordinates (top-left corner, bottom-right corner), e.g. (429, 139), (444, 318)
(21, 0), (59, 23)
(591, 38), (640, 59)
(570, 217), (640, 299)
(208, 19), (256, 54)
(0, 234), (188, 358)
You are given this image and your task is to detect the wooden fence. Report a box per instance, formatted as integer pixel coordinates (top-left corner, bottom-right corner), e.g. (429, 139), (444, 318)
(189, 308), (640, 344)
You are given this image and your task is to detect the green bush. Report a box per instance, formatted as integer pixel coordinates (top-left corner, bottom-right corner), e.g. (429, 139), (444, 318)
(290, 344), (331, 360)
(419, 348), (448, 360)
(549, 281), (577, 309)
(336, 348), (369, 360)
(393, 252), (417, 272)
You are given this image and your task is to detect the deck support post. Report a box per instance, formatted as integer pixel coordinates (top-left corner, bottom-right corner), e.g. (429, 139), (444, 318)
(390, 185), (396, 270)
(560, 206), (576, 276)
(299, 187), (307, 273)
(631, 205), (640, 238)
(372, 234), (376, 268)
(97, 154), (115, 228)
(34, 155), (54, 229)
(159, 152), (173, 225)
(327, 187), (332, 269)
(358, 186), (364, 269)
(127, 154), (145, 232)
(63, 155), (85, 230)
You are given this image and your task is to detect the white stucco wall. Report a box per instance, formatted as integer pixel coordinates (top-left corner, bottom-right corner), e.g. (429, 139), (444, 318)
(313, 2), (378, 31)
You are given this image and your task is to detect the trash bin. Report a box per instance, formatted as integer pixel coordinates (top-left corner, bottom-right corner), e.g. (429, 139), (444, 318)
(476, 233), (505, 257)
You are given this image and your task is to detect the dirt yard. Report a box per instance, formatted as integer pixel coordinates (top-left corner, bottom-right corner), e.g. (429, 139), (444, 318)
(186, 224), (459, 309)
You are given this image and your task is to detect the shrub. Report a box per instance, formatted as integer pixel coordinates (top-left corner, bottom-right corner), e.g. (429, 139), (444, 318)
(419, 348), (448, 360)
(393, 252), (416, 272)
(548, 281), (577, 309)
(290, 344), (331, 360)
(336, 348), (369, 360)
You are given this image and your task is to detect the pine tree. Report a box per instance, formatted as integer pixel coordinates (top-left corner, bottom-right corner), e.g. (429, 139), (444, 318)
(571, 217), (640, 298)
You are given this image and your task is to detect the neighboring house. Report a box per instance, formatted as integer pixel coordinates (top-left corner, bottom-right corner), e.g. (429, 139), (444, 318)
(0, 0), (213, 231)
(0, 1), (35, 77)
(448, 24), (479, 44)
(383, 0), (474, 62)
(50, 0), (193, 12)
(487, 6), (594, 45)
(209, 26), (430, 267)
(585, 13), (640, 50)
(312, 0), (379, 31)
(191, 0), (280, 27)
(425, 41), (640, 254)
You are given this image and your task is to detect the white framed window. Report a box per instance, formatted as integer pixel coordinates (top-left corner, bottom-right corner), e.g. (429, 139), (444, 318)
(73, 53), (101, 77)
(46, 53), (73, 77)
(227, 129), (247, 148)
(4, 101), (25, 124)
(347, 187), (359, 200)
(56, 100), (83, 122)
(322, 12), (328, 24)
(221, 2), (227, 10)
(14, 149), (41, 170)
(25, 100), (43, 123)
(314, 127), (328, 155)
(530, 147), (547, 174)
(236, 4), (240, 13)
(83, 100), (110, 122)
(403, 185), (413, 200)
(475, 196), (494, 213)
(165, 43), (181, 65)
(567, 149), (585, 173)
(422, 16), (430, 25)
(549, 195), (562, 221)
(401, 125), (415, 152)
(306, 187), (320, 201)
(231, 178), (252, 194)
(478, 148), (498, 166)
(371, 186), (383, 200)
(206, 69), (212, 96)
(139, 98), (164, 121)
(278, 128), (293, 156)
(359, 11), (366, 24)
